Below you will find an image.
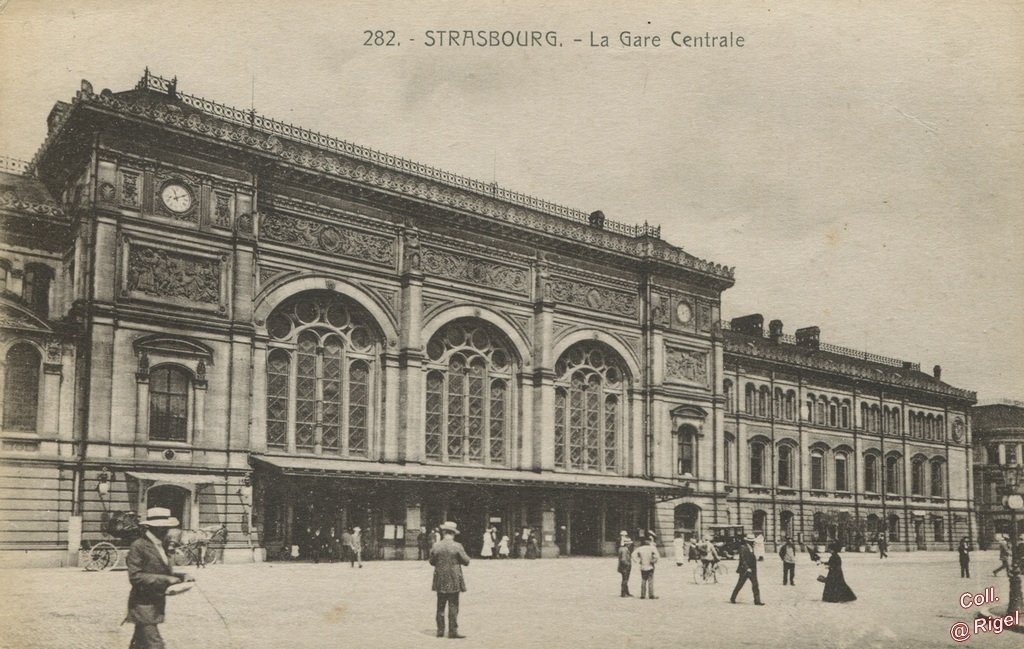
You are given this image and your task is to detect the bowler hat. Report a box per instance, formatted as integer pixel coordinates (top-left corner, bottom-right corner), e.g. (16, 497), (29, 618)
(140, 507), (180, 528)
(439, 521), (459, 534)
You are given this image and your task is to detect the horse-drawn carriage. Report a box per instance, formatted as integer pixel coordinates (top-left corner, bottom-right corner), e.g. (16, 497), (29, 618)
(80, 511), (226, 571)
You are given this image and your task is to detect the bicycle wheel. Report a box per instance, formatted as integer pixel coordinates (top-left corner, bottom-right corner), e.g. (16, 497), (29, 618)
(714, 563), (727, 583)
(84, 542), (118, 571)
(692, 565), (704, 584)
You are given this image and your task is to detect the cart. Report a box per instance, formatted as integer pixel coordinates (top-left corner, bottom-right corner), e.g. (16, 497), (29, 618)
(80, 511), (140, 571)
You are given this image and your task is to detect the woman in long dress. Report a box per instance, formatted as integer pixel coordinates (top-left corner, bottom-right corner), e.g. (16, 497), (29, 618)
(481, 528), (494, 558)
(822, 542), (857, 602)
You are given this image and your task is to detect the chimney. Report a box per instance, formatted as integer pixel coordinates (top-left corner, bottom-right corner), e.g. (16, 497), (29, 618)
(795, 326), (820, 350)
(730, 314), (764, 337)
(768, 319), (783, 344)
(589, 210), (606, 229)
(933, 365), (942, 380)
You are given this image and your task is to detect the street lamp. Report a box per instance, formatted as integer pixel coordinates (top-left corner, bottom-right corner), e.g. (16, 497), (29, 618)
(998, 465), (1024, 619)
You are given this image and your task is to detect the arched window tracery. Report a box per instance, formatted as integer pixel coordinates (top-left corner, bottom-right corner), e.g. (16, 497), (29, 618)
(553, 343), (626, 472)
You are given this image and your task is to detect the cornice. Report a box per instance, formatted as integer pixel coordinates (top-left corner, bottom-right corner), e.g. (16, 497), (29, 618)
(32, 74), (735, 285)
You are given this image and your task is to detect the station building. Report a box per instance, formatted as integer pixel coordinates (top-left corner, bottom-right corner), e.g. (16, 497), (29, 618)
(0, 72), (974, 566)
(971, 402), (1024, 549)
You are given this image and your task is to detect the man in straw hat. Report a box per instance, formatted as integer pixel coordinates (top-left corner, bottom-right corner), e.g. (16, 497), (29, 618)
(124, 507), (193, 648)
(429, 521), (471, 639)
(729, 533), (764, 606)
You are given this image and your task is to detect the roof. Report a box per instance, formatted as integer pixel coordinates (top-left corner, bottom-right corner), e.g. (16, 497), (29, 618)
(0, 168), (64, 219)
(722, 329), (976, 402)
(31, 71), (734, 284)
(252, 454), (682, 493)
(973, 404), (1024, 431)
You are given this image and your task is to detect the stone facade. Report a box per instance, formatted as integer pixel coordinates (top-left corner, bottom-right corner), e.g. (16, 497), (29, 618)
(972, 402), (1024, 549)
(0, 72), (973, 567)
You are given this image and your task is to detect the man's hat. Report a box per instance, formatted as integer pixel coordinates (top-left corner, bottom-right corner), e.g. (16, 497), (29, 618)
(140, 507), (180, 528)
(439, 521), (459, 534)
(744, 534), (757, 542)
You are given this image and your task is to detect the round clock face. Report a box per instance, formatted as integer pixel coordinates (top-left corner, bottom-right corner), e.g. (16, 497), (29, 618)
(160, 183), (193, 213)
(676, 302), (693, 324)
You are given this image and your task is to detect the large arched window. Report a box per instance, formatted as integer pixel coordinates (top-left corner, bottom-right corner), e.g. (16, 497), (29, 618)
(885, 454), (902, 495)
(265, 292), (381, 457)
(149, 365), (189, 441)
(777, 443), (794, 488)
(553, 343), (625, 472)
(864, 452), (880, 493)
(930, 460), (945, 497)
(677, 425), (697, 476)
(911, 456), (926, 496)
(3, 343), (41, 431)
(810, 447), (826, 490)
(749, 439), (766, 485)
(425, 320), (514, 466)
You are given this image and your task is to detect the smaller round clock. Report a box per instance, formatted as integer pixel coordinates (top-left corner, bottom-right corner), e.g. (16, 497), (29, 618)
(676, 302), (693, 324)
(160, 183), (193, 213)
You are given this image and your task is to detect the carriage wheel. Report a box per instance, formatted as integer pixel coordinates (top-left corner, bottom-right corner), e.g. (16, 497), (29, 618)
(179, 544), (201, 567)
(84, 542), (118, 571)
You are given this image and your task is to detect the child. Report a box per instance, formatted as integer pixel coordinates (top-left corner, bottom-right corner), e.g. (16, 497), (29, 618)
(498, 535), (510, 558)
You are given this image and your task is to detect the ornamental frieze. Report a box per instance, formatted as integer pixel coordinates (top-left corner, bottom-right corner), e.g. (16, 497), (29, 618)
(548, 278), (637, 318)
(69, 81), (737, 280)
(420, 247), (529, 295)
(260, 211), (395, 267)
(126, 245), (221, 304)
(665, 347), (709, 386)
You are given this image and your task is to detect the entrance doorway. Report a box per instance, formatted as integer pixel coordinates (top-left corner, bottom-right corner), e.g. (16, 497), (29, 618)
(147, 484), (190, 528)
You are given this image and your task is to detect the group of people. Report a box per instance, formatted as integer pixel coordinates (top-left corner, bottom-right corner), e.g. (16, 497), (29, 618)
(301, 526), (364, 567)
(418, 524), (540, 560)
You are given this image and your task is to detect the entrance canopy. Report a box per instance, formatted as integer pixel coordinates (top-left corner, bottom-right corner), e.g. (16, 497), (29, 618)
(251, 455), (683, 495)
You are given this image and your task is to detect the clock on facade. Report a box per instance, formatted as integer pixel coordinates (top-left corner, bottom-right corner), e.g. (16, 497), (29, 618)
(160, 183), (193, 213)
(675, 301), (693, 325)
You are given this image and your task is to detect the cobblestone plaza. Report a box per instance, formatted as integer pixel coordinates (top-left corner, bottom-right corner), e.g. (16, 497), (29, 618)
(2, 552), (1021, 649)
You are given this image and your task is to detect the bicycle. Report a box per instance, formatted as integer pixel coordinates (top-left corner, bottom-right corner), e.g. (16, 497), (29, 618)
(692, 560), (726, 584)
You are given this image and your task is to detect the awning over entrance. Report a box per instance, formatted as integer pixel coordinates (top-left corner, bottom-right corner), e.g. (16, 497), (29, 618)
(125, 471), (218, 486)
(251, 455), (683, 494)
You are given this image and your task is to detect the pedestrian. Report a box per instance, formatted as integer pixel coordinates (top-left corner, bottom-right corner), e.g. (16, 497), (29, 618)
(632, 535), (659, 600)
(616, 533), (633, 597)
(430, 521), (470, 639)
(673, 532), (686, 566)
(480, 527), (494, 559)
(779, 536), (797, 586)
(957, 537), (971, 578)
(993, 534), (1010, 576)
(310, 527), (323, 564)
(327, 527), (341, 563)
(519, 526), (530, 559)
(340, 527), (354, 564)
(124, 507), (194, 649)
(877, 533), (888, 559)
(821, 542), (857, 602)
(351, 526), (364, 567)
(754, 532), (766, 561)
(526, 529), (540, 559)
(729, 534), (764, 605)
(497, 534), (510, 558)
(418, 526), (432, 560)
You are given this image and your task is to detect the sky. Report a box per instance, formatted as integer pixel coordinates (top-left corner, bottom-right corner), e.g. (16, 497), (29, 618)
(0, 0), (1021, 402)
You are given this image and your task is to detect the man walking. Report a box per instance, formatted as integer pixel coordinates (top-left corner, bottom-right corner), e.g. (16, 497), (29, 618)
(632, 535), (659, 600)
(616, 533), (633, 597)
(779, 537), (797, 586)
(957, 537), (971, 578)
(730, 534), (764, 605)
(878, 533), (888, 559)
(993, 535), (1011, 576)
(124, 507), (193, 649)
(430, 521), (470, 639)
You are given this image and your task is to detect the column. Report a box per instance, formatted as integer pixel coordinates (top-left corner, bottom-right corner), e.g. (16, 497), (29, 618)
(250, 341), (268, 453)
(532, 298), (555, 471)
(383, 355), (401, 461)
(399, 229), (424, 463)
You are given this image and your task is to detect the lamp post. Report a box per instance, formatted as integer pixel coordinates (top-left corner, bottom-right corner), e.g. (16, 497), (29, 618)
(998, 465), (1024, 619)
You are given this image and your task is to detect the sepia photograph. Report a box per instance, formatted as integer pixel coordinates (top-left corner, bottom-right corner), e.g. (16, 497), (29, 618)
(0, 1), (1022, 647)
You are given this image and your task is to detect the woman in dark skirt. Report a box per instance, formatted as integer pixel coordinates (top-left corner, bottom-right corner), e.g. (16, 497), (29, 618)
(822, 542), (857, 603)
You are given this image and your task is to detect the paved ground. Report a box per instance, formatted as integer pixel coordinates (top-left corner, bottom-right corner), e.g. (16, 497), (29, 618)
(1, 550), (1022, 649)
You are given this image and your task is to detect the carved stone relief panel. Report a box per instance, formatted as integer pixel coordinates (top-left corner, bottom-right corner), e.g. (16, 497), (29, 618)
(696, 300), (713, 333)
(212, 191), (234, 229)
(665, 346), (709, 386)
(549, 276), (637, 318)
(420, 246), (529, 295)
(260, 211), (395, 267)
(119, 169), (141, 208)
(121, 237), (228, 314)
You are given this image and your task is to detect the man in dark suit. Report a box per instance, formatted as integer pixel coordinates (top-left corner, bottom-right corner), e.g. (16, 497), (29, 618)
(730, 534), (764, 605)
(429, 521), (471, 639)
(124, 507), (193, 648)
(616, 533), (633, 597)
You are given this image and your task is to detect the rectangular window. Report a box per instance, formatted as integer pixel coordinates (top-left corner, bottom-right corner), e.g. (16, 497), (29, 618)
(810, 454), (824, 490)
(750, 445), (764, 485)
(835, 456), (848, 491)
(1007, 445), (1018, 466)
